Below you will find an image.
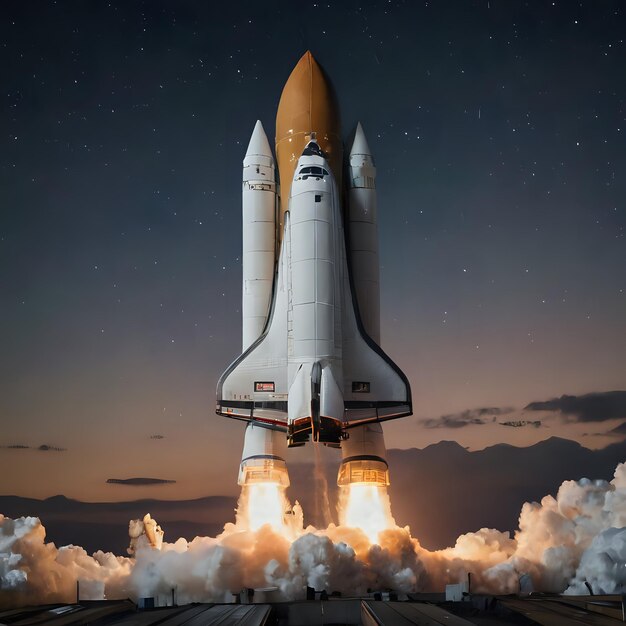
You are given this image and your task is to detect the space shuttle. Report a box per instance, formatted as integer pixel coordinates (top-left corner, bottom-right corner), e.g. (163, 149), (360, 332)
(216, 51), (411, 489)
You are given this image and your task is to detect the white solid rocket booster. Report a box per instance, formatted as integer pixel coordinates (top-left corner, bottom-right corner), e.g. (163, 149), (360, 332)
(347, 122), (380, 344)
(242, 120), (276, 351)
(239, 121), (289, 487)
(238, 421), (290, 487)
(339, 123), (390, 487)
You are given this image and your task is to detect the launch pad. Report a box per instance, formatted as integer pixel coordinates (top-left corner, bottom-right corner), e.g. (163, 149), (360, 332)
(6, 595), (622, 625)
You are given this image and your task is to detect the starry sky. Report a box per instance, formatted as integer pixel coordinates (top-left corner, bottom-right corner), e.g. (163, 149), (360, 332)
(1, 1), (625, 501)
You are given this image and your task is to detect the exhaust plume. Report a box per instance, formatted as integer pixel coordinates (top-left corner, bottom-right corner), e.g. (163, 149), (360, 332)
(2, 462), (626, 607)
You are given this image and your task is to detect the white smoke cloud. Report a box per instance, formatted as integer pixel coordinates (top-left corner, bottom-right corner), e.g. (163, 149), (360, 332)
(1, 463), (626, 607)
(128, 514), (164, 554)
(0, 514), (132, 606)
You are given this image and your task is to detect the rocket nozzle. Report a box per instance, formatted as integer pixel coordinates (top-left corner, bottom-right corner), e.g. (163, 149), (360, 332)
(337, 457), (389, 486)
(238, 423), (290, 487)
(238, 456), (290, 487)
(337, 423), (389, 486)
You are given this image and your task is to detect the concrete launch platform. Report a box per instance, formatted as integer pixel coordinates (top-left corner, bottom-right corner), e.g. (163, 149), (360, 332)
(2, 595), (625, 626)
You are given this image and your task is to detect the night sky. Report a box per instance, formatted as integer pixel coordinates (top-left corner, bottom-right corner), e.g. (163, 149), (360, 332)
(1, 1), (625, 501)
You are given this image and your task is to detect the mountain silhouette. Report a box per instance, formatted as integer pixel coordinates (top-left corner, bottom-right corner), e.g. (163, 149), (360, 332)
(1, 437), (624, 552)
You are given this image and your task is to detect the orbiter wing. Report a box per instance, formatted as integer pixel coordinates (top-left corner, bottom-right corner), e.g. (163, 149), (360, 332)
(216, 214), (290, 430)
(339, 245), (412, 429)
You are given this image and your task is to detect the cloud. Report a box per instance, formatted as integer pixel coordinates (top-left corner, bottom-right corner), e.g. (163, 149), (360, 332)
(422, 407), (514, 429)
(106, 477), (176, 486)
(500, 420), (542, 428)
(149, 434), (165, 440)
(608, 421), (626, 437)
(525, 391), (626, 423)
(1, 444), (66, 451)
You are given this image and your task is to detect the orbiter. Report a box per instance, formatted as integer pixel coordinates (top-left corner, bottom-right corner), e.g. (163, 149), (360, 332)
(216, 51), (412, 490)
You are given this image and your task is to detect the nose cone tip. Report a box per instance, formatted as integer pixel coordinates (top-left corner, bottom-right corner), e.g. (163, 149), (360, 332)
(350, 122), (371, 157)
(296, 49), (317, 70)
(276, 51), (339, 138)
(245, 120), (272, 158)
(302, 139), (325, 159)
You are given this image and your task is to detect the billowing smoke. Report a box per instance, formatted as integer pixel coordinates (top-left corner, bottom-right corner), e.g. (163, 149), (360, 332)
(128, 514), (164, 554)
(2, 463), (626, 607)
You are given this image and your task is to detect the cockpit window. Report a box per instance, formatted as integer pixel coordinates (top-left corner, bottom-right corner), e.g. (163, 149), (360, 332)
(298, 166), (329, 180)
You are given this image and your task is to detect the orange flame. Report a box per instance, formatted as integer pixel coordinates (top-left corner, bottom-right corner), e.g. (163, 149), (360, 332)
(339, 483), (397, 543)
(235, 483), (303, 540)
(241, 483), (286, 531)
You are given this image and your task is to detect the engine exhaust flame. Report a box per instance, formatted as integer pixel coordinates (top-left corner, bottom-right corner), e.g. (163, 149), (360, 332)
(339, 483), (397, 543)
(234, 483), (303, 541)
(237, 483), (287, 531)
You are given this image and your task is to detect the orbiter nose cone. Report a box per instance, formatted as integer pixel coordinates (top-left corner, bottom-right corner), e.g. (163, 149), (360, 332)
(275, 51), (342, 222)
(245, 120), (273, 159)
(301, 139), (325, 159)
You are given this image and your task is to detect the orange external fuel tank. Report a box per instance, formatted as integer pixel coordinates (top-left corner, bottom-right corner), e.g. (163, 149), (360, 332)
(275, 51), (342, 234)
